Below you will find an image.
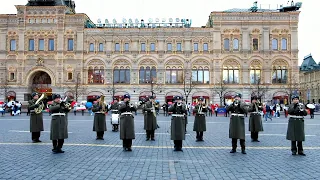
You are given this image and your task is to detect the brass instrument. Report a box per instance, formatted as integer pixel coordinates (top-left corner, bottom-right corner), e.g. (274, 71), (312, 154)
(62, 96), (72, 110)
(298, 103), (304, 112)
(151, 102), (156, 117)
(99, 95), (106, 113)
(34, 93), (45, 114)
(234, 99), (240, 106)
(177, 102), (182, 106)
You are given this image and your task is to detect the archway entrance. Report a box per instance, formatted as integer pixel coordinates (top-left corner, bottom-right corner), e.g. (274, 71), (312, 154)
(165, 91), (182, 104)
(30, 71), (52, 105)
(273, 91), (288, 105)
(139, 91), (156, 101)
(192, 91), (209, 105)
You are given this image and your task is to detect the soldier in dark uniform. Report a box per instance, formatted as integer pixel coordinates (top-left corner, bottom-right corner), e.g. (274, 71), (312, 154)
(110, 97), (120, 132)
(92, 96), (107, 140)
(143, 96), (158, 141)
(28, 92), (44, 143)
(287, 95), (307, 156)
(227, 93), (247, 154)
(168, 96), (186, 151)
(118, 94), (136, 151)
(193, 97), (207, 141)
(49, 94), (70, 153)
(248, 96), (263, 142)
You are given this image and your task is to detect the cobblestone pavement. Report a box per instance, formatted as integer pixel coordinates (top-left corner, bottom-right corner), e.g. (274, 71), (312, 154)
(0, 113), (320, 180)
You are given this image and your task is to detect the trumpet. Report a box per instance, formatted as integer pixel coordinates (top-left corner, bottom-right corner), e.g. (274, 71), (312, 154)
(177, 102), (182, 106)
(234, 99), (240, 106)
(62, 96), (72, 110)
(298, 103), (304, 112)
(34, 94), (45, 114)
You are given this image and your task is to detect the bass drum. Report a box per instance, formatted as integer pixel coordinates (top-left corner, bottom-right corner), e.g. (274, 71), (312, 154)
(110, 110), (119, 125)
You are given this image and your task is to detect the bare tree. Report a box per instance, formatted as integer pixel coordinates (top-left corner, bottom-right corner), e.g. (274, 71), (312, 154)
(0, 68), (9, 101)
(250, 78), (269, 101)
(280, 74), (299, 104)
(66, 73), (87, 101)
(211, 78), (228, 107)
(106, 80), (119, 99)
(181, 69), (197, 104)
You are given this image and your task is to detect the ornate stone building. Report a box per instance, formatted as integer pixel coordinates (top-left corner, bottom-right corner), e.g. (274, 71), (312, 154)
(0, 0), (300, 105)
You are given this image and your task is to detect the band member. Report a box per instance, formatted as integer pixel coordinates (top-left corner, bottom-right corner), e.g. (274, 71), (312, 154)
(248, 96), (263, 142)
(28, 92), (44, 143)
(287, 95), (307, 156)
(49, 94), (69, 153)
(143, 96), (158, 141)
(92, 96), (107, 140)
(193, 97), (207, 141)
(118, 94), (136, 151)
(168, 96), (187, 151)
(227, 93), (247, 154)
(110, 97), (120, 132)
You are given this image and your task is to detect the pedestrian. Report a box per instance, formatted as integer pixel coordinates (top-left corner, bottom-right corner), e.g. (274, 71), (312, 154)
(28, 92), (44, 143)
(227, 93), (247, 154)
(286, 95), (307, 156)
(92, 96), (107, 140)
(49, 94), (69, 153)
(193, 97), (207, 141)
(215, 105), (218, 117)
(119, 94), (136, 151)
(248, 96), (263, 142)
(168, 96), (186, 151)
(143, 96), (157, 141)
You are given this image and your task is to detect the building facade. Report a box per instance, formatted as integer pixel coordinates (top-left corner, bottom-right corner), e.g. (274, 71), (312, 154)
(0, 0), (300, 105)
(299, 54), (320, 103)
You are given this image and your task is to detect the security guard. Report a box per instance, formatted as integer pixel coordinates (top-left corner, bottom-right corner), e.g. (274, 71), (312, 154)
(28, 92), (44, 143)
(143, 96), (158, 141)
(92, 96), (107, 140)
(193, 97), (207, 141)
(248, 96), (263, 142)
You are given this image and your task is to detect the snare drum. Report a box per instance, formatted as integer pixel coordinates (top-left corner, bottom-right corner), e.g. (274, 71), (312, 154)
(111, 113), (119, 125)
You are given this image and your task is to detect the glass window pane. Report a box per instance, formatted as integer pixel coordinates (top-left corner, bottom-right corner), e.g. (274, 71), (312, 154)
(277, 70), (281, 83)
(177, 70), (183, 83)
(115, 43), (120, 51)
(203, 43), (208, 51)
(223, 70), (228, 83)
(256, 70), (261, 81)
(177, 43), (181, 51)
(120, 69), (125, 83)
(192, 70), (197, 83)
(39, 39), (44, 51)
(113, 69), (119, 83)
(141, 43), (146, 51)
(29, 39), (34, 51)
(198, 70), (203, 83)
(282, 70), (287, 83)
(224, 39), (230, 50)
(146, 67), (151, 82)
(281, 38), (287, 50)
(272, 39), (278, 50)
(171, 71), (177, 84)
(253, 38), (258, 51)
(204, 70), (209, 84)
(68, 39), (73, 51)
(250, 70), (255, 84)
(10, 40), (16, 51)
(125, 69), (131, 83)
(88, 69), (93, 84)
(99, 43), (103, 52)
(234, 70), (239, 83)
(166, 70), (171, 84)
(167, 43), (172, 51)
(125, 43), (129, 51)
(194, 43), (198, 51)
(229, 70), (234, 83)
(49, 39), (54, 51)
(151, 68), (157, 79)
(233, 39), (239, 51)
(150, 43), (155, 51)
(139, 67), (145, 84)
(272, 69), (277, 84)
(89, 43), (94, 52)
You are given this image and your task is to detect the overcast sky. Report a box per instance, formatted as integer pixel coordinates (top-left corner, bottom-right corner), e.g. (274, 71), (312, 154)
(0, 0), (318, 65)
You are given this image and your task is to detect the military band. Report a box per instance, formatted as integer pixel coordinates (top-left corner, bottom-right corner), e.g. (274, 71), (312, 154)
(92, 96), (107, 140)
(286, 95), (307, 156)
(168, 96), (186, 151)
(110, 97), (120, 132)
(119, 94), (136, 151)
(227, 93), (247, 154)
(143, 96), (158, 141)
(49, 94), (70, 153)
(248, 96), (264, 142)
(28, 92), (44, 143)
(193, 97), (207, 142)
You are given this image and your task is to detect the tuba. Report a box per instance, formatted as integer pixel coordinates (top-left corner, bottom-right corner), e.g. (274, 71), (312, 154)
(34, 93), (45, 114)
(99, 95), (106, 113)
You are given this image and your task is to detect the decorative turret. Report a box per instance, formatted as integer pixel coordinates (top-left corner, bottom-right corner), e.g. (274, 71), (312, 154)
(26, 0), (76, 13)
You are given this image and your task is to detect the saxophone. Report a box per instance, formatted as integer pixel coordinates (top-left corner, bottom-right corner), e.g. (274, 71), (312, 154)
(34, 94), (45, 114)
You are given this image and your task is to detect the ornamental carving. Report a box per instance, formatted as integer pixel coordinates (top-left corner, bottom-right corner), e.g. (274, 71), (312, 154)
(272, 59), (288, 67)
(251, 28), (260, 34)
(250, 60), (262, 68)
(223, 28), (241, 34)
(88, 60), (104, 66)
(36, 57), (44, 66)
(66, 65), (73, 72)
(223, 59), (240, 68)
(166, 59), (183, 66)
(113, 59), (131, 66)
(8, 66), (16, 72)
(192, 59), (210, 66)
(139, 59), (157, 66)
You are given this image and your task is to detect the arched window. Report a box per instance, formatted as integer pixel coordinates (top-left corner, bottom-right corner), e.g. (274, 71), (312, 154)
(192, 67), (210, 84)
(113, 66), (130, 84)
(281, 38), (287, 50)
(224, 38), (230, 51)
(272, 39), (278, 50)
(272, 66), (287, 84)
(223, 66), (239, 84)
(89, 43), (94, 52)
(139, 66), (157, 84)
(166, 66), (183, 84)
(233, 39), (239, 51)
(250, 68), (261, 84)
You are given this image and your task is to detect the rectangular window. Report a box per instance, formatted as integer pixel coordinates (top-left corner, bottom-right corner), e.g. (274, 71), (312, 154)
(124, 43), (129, 51)
(150, 43), (155, 51)
(177, 43), (181, 51)
(10, 40), (16, 51)
(115, 43), (120, 51)
(10, 73), (15, 80)
(38, 39), (44, 51)
(167, 43), (172, 51)
(29, 39), (35, 51)
(68, 39), (74, 51)
(48, 39), (54, 51)
(99, 43), (104, 52)
(253, 39), (259, 51)
(141, 43), (146, 51)
(193, 43), (198, 51)
(68, 72), (73, 80)
(203, 43), (208, 51)
(89, 43), (94, 52)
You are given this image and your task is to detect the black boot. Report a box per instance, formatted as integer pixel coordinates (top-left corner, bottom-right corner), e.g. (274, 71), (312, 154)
(151, 130), (155, 141)
(291, 141), (297, 155)
(297, 141), (306, 156)
(200, 132), (204, 141)
(240, 139), (246, 154)
(52, 140), (58, 153)
(230, 139), (237, 153)
(146, 130), (150, 141)
(196, 132), (200, 142)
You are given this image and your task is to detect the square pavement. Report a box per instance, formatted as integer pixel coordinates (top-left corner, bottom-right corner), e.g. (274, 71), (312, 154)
(0, 113), (320, 179)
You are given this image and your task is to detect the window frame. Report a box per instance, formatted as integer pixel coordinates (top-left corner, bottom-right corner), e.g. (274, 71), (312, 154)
(165, 68), (183, 84)
(48, 39), (54, 51)
(272, 67), (288, 84)
(113, 67), (131, 84)
(38, 39), (44, 51)
(250, 69), (261, 84)
(193, 43), (198, 51)
(99, 43), (104, 52)
(176, 43), (182, 51)
(141, 43), (146, 52)
(233, 39), (239, 51)
(252, 38), (259, 51)
(67, 39), (74, 51)
(67, 72), (73, 80)
(29, 39), (35, 51)
(124, 43), (129, 51)
(223, 68), (240, 84)
(115, 43), (120, 52)
(281, 38), (287, 50)
(203, 43), (208, 52)
(167, 43), (172, 51)
(150, 43), (155, 52)
(224, 38), (230, 51)
(10, 39), (16, 51)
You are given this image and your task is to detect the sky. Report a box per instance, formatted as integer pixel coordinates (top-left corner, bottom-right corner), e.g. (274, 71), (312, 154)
(0, 0), (318, 65)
